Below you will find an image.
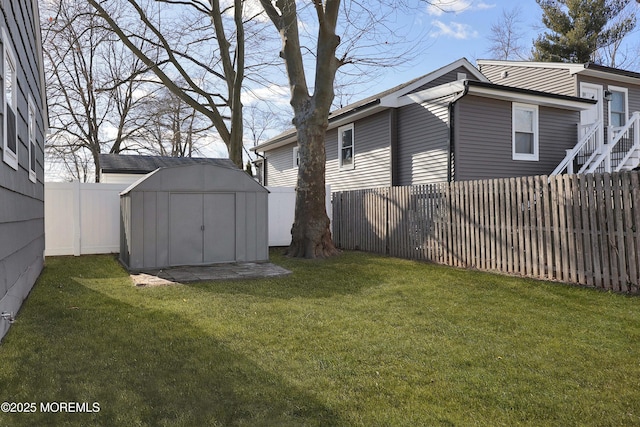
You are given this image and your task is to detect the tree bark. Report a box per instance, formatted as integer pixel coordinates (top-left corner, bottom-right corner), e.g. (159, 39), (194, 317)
(286, 114), (339, 258)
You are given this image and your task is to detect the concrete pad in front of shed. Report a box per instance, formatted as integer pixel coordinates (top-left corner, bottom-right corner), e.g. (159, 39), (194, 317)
(131, 262), (291, 286)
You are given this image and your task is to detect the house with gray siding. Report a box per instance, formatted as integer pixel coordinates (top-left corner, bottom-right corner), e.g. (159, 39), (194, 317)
(477, 60), (640, 174)
(252, 58), (597, 190)
(0, 0), (47, 340)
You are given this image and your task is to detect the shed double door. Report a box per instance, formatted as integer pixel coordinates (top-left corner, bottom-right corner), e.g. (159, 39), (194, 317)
(169, 193), (236, 265)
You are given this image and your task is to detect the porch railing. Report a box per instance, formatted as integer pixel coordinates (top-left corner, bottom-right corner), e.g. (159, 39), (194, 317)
(552, 111), (640, 175)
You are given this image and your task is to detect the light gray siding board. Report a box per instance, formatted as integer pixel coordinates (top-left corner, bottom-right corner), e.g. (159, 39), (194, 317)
(396, 97), (451, 185)
(267, 110), (392, 191)
(265, 144), (298, 187)
(454, 95), (579, 180)
(479, 64), (575, 96)
(408, 66), (474, 94)
(325, 110), (392, 191)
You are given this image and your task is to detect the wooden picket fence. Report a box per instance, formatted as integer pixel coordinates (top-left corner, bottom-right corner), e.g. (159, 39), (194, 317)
(332, 172), (640, 293)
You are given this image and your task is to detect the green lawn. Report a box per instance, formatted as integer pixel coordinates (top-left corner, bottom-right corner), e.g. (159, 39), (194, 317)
(0, 251), (639, 426)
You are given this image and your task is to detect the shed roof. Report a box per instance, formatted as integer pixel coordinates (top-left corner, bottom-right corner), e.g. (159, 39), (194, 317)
(100, 154), (236, 175)
(121, 163), (268, 195)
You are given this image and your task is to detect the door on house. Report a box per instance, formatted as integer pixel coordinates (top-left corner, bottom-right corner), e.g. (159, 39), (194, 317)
(169, 193), (236, 266)
(579, 83), (604, 144)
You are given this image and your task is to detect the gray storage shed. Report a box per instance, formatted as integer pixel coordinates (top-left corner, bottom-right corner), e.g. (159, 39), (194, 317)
(120, 163), (269, 270)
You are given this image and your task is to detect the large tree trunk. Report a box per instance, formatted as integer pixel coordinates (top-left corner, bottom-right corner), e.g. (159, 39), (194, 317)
(286, 116), (339, 258)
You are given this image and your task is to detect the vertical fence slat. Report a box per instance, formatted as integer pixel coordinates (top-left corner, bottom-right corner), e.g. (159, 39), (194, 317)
(614, 173), (628, 292)
(622, 173), (636, 291)
(579, 175), (593, 287)
(331, 173), (639, 293)
(604, 173), (619, 290)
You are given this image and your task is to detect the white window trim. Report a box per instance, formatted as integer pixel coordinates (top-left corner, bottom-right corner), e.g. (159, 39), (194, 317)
(2, 28), (17, 170)
(512, 103), (539, 162)
(28, 94), (36, 183)
(292, 146), (299, 168)
(338, 123), (355, 170)
(607, 85), (628, 129)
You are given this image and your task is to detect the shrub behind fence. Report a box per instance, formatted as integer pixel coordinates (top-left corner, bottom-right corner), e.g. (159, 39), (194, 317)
(332, 172), (640, 293)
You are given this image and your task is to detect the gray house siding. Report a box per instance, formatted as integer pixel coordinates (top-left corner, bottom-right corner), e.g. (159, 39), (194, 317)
(479, 64), (575, 96)
(325, 111), (392, 191)
(396, 97), (452, 185)
(265, 143), (298, 187)
(266, 110), (392, 191)
(0, 0), (46, 340)
(409, 66), (474, 94)
(454, 95), (579, 180)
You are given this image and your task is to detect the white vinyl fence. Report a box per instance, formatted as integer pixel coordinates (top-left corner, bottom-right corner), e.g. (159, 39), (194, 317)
(267, 186), (332, 246)
(45, 182), (128, 256)
(45, 183), (331, 256)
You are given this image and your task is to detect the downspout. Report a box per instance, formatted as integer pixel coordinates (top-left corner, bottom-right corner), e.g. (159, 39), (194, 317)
(447, 81), (470, 182)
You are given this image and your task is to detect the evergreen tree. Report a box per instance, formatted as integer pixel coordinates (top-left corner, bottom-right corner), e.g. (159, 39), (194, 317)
(533, 0), (636, 63)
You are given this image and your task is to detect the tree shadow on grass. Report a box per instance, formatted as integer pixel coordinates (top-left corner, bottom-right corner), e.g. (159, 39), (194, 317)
(0, 270), (343, 427)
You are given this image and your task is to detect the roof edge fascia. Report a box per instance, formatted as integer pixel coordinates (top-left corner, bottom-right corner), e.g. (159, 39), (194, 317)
(381, 57), (488, 107)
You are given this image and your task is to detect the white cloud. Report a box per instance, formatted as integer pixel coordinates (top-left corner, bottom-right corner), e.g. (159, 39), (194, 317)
(476, 2), (496, 10)
(430, 20), (479, 40)
(242, 84), (290, 106)
(426, 0), (496, 16)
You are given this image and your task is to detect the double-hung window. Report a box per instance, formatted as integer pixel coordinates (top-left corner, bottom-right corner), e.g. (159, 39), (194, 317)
(2, 29), (17, 170)
(512, 103), (539, 161)
(338, 123), (354, 170)
(28, 96), (36, 182)
(609, 86), (628, 128)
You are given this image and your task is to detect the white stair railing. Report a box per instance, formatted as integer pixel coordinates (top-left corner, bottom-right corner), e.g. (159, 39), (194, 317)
(550, 121), (601, 175)
(551, 112), (640, 175)
(584, 111), (640, 174)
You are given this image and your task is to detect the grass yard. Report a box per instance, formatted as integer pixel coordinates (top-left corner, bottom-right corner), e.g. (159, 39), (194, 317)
(0, 251), (639, 426)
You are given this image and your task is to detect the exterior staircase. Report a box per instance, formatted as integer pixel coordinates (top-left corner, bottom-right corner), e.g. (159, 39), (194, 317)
(552, 111), (640, 175)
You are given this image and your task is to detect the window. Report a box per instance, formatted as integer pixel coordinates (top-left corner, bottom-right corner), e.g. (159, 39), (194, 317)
(28, 96), (36, 182)
(338, 123), (354, 169)
(2, 29), (17, 170)
(608, 86), (628, 128)
(292, 146), (300, 168)
(512, 103), (539, 161)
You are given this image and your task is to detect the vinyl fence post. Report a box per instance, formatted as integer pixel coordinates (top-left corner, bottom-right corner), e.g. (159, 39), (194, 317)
(73, 180), (81, 256)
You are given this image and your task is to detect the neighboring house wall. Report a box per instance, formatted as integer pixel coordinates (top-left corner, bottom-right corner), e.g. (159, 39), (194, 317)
(325, 111), (392, 191)
(453, 95), (579, 180)
(266, 110), (392, 191)
(478, 64), (575, 96)
(396, 96), (452, 185)
(101, 173), (146, 184)
(265, 143), (299, 187)
(0, 1), (46, 340)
